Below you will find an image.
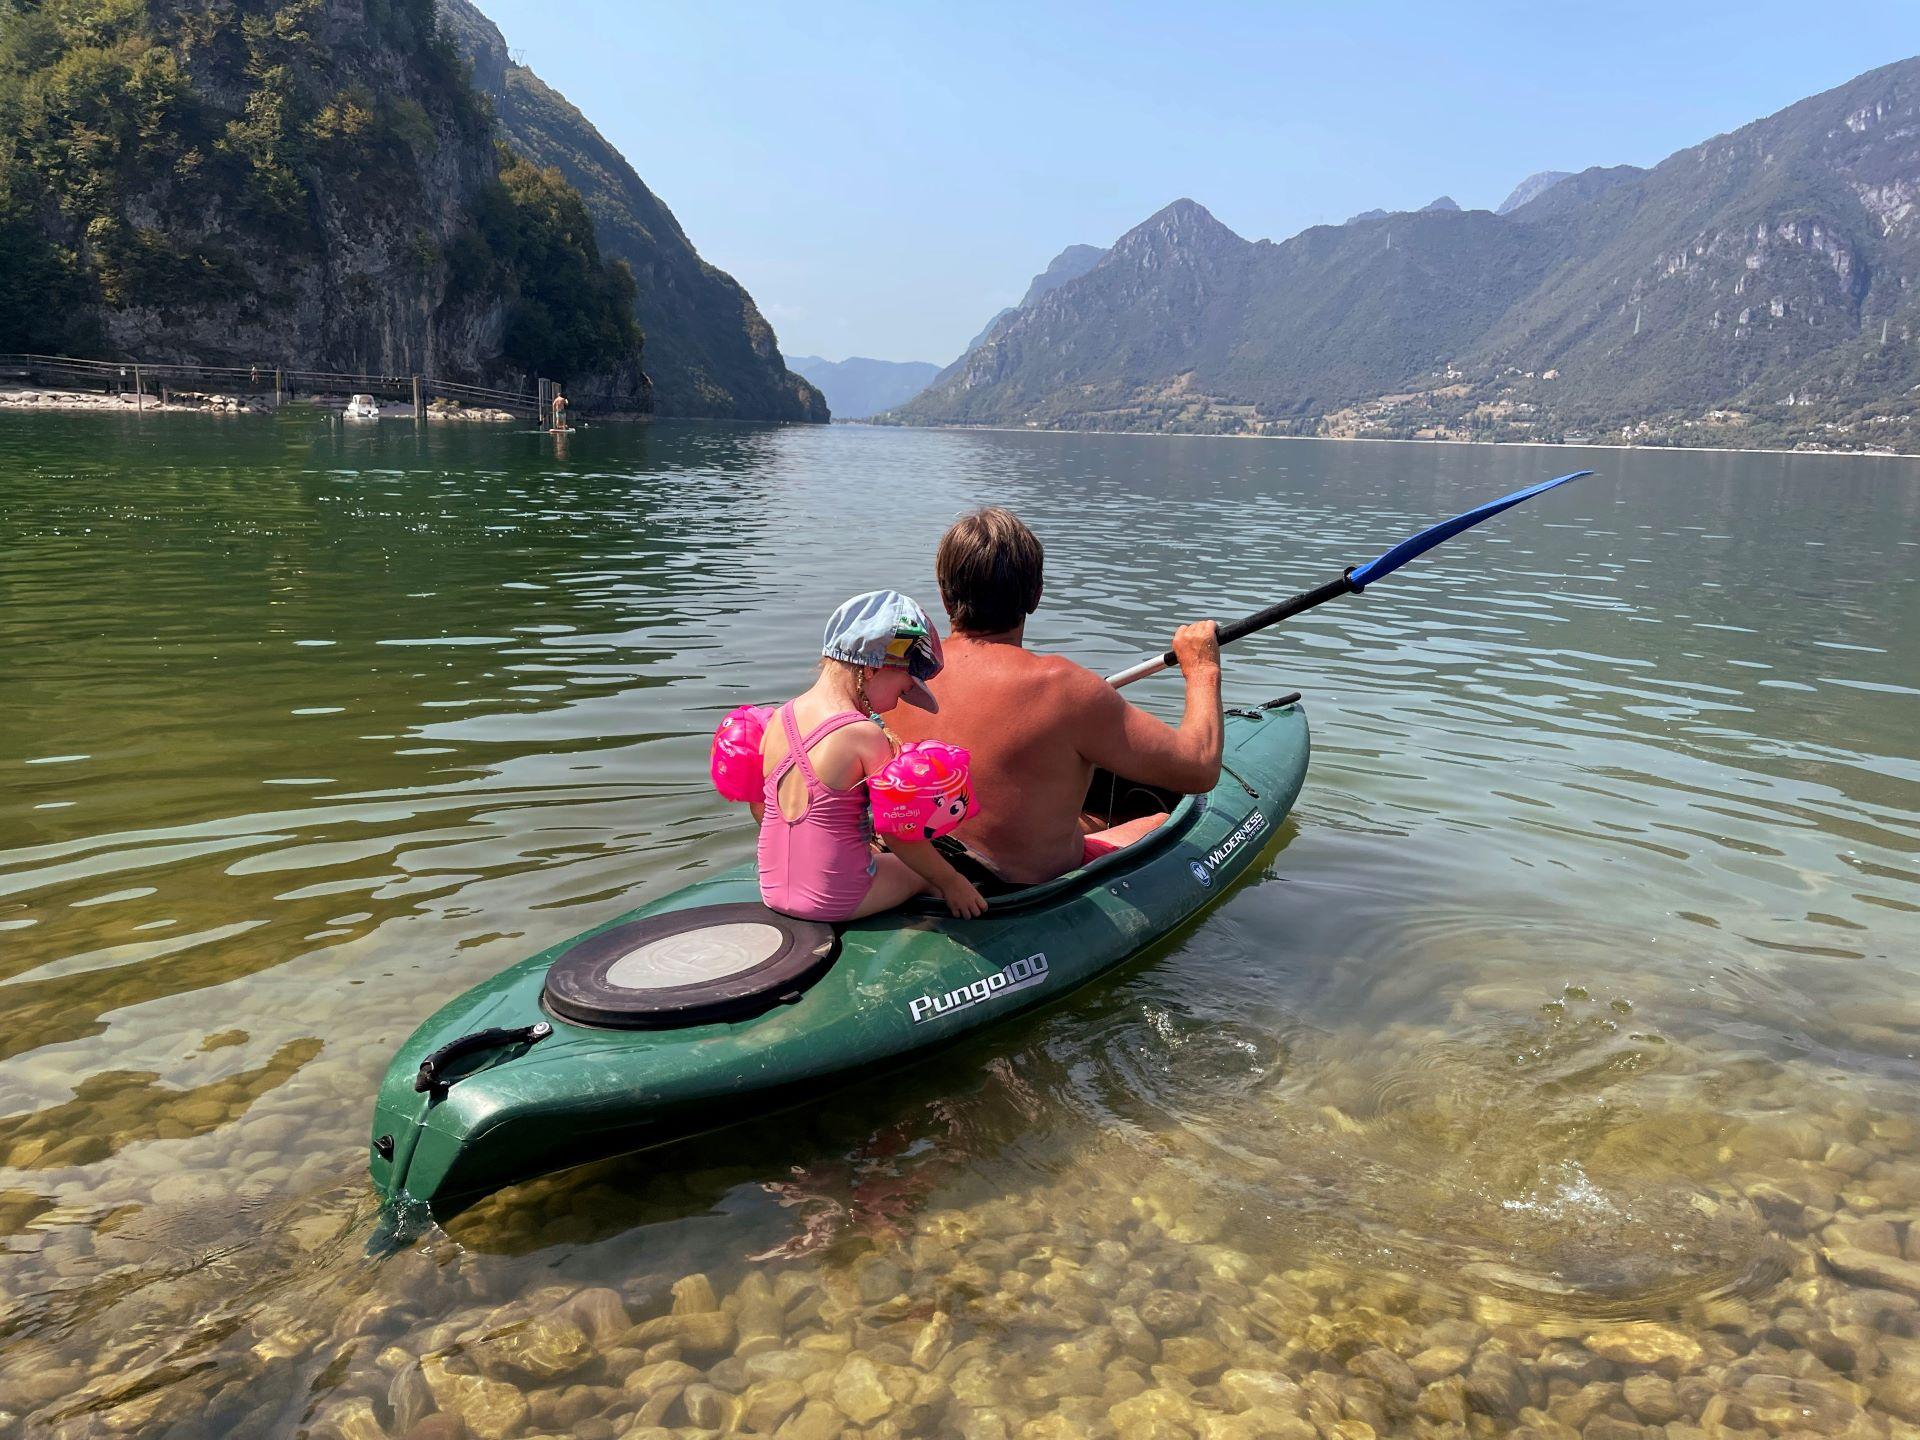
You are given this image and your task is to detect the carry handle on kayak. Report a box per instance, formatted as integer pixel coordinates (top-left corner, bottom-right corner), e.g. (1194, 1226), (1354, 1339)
(415, 1021), (552, 1098)
(1106, 469), (1592, 688)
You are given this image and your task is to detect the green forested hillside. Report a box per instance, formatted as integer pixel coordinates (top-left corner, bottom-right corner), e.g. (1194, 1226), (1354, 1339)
(466, 150), (642, 384)
(0, 0), (644, 403)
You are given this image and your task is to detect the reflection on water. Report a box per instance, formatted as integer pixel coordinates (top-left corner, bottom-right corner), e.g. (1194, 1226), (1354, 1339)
(1, 411), (1918, 1436)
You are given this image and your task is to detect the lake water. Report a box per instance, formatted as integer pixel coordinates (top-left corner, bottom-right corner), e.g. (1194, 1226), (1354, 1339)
(1, 412), (1918, 1439)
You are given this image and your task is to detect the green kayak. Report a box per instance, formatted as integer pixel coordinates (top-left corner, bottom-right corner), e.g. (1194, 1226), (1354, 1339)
(369, 697), (1309, 1213)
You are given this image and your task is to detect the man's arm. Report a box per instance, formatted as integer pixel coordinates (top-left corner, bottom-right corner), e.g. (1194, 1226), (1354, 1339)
(887, 839), (988, 918)
(1071, 621), (1223, 794)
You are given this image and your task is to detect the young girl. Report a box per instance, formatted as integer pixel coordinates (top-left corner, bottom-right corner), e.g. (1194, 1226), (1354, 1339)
(754, 591), (986, 922)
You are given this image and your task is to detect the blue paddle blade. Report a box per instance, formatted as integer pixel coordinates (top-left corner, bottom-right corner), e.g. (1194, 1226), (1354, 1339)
(1347, 469), (1593, 591)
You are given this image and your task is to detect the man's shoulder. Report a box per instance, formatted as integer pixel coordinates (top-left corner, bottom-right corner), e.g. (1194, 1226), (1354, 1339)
(1021, 649), (1119, 710)
(935, 642), (1114, 718)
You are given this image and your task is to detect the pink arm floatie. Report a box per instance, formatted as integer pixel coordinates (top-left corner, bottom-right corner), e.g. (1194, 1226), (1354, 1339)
(710, 704), (773, 802)
(869, 740), (978, 841)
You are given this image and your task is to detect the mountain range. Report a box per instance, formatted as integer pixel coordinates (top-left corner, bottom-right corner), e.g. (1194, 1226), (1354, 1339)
(782, 356), (938, 420)
(891, 57), (1920, 453)
(787, 245), (1115, 421)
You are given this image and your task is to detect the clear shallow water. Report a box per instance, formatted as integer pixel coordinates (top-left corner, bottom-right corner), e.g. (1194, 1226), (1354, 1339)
(1, 412), (1919, 1437)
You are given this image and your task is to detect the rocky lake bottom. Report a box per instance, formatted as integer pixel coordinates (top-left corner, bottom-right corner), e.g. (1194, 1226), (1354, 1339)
(11, 995), (1920, 1440)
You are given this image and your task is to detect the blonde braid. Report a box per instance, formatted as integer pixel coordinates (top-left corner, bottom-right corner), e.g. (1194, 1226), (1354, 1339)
(821, 656), (875, 719)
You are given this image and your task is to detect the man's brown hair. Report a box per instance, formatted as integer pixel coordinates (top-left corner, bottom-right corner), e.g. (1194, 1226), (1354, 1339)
(936, 507), (1044, 635)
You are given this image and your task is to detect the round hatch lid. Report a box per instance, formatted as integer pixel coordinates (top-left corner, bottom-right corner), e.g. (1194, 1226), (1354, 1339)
(541, 902), (837, 1029)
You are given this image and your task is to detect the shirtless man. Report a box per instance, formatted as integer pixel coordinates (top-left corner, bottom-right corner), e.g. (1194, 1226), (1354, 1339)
(889, 507), (1222, 886)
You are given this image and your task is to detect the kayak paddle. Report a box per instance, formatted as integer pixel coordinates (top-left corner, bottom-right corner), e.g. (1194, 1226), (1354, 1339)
(1105, 468), (1594, 688)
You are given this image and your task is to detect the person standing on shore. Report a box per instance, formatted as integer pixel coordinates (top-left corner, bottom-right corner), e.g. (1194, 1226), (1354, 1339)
(550, 388), (568, 432)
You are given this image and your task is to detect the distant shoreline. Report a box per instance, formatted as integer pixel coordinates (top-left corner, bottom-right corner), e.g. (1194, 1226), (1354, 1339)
(854, 419), (1920, 463)
(0, 384), (266, 416)
(9, 394), (1912, 460)
(0, 385), (523, 423)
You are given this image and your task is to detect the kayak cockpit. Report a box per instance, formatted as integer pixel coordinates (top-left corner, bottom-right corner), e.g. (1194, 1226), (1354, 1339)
(540, 903), (837, 1029)
(926, 784), (1206, 913)
(920, 692), (1303, 912)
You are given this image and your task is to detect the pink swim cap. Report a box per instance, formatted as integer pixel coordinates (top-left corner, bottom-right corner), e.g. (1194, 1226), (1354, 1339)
(710, 704), (773, 802)
(870, 740), (978, 841)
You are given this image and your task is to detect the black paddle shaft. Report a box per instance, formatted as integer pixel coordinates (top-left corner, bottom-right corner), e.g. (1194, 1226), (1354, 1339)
(1157, 570), (1357, 670)
(1109, 467), (1592, 690)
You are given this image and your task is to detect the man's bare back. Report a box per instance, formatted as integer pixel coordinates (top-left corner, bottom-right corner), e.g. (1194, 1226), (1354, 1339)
(891, 622), (1224, 884)
(893, 506), (1225, 885)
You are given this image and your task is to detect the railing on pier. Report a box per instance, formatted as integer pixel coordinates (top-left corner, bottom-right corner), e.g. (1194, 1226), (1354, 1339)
(0, 353), (547, 419)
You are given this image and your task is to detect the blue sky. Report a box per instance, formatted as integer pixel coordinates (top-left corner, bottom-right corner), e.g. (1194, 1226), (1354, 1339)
(477, 2), (1917, 365)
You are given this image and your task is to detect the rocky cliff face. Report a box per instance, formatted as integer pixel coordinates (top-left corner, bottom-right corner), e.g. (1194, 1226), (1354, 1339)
(1496, 171), (1572, 215)
(898, 200), (1260, 425)
(894, 58), (1920, 451)
(438, 0), (827, 422)
(933, 242), (1112, 390)
(0, 0), (646, 408)
(1017, 244), (1110, 308)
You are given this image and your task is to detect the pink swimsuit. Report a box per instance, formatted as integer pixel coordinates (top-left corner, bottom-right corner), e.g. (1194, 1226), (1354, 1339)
(758, 704), (877, 922)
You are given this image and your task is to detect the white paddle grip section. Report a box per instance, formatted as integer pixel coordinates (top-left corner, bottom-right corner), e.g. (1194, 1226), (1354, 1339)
(1105, 654), (1173, 689)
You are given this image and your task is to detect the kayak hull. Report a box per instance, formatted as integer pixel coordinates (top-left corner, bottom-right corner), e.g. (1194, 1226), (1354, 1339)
(369, 702), (1309, 1211)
